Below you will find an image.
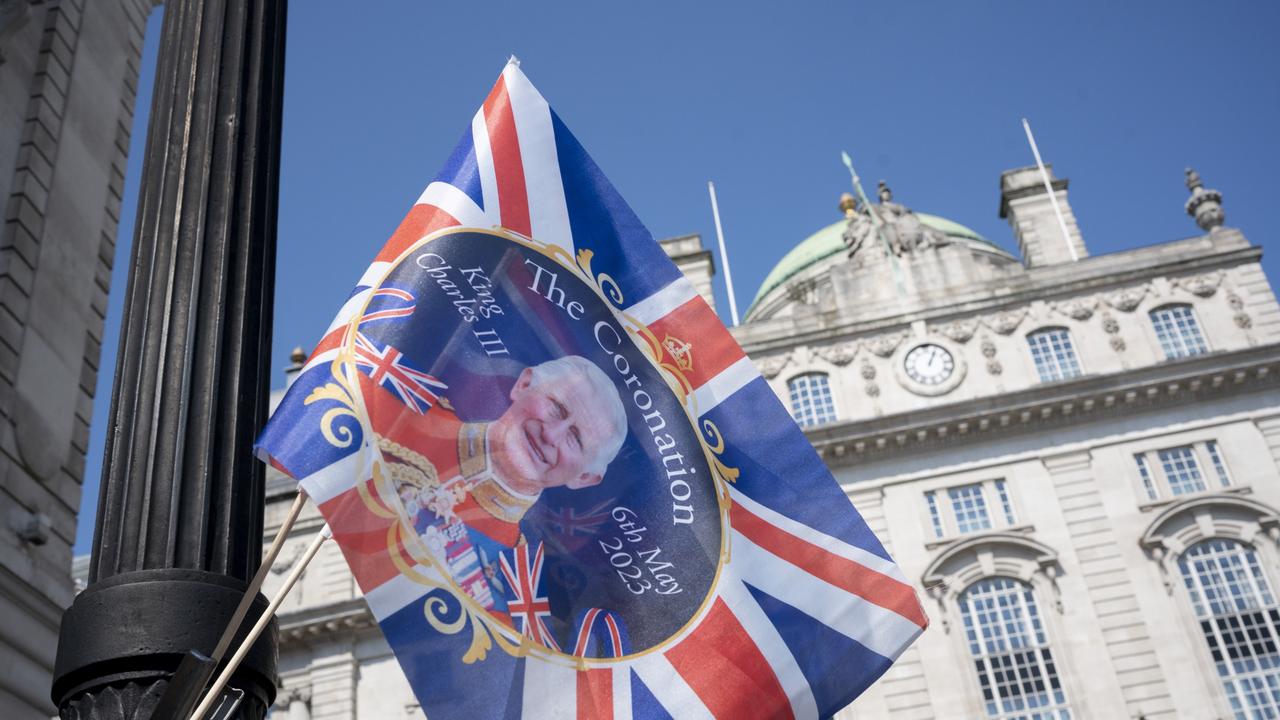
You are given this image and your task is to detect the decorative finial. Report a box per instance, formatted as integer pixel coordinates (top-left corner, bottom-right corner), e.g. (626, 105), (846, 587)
(877, 180), (893, 204)
(1184, 167), (1225, 232)
(1184, 167), (1202, 191)
(838, 192), (858, 217)
(288, 346), (306, 368)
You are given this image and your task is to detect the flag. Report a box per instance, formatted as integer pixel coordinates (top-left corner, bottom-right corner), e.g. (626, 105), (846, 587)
(257, 59), (926, 720)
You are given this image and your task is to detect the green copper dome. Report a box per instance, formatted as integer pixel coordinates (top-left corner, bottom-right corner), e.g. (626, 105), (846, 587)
(747, 213), (1002, 313)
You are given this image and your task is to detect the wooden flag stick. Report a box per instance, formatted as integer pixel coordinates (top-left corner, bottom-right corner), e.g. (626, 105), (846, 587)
(216, 490), (308, 661)
(190, 523), (332, 720)
(151, 490), (310, 719)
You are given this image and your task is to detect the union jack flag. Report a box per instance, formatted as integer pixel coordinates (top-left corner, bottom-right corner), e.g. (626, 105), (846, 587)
(499, 542), (560, 651)
(572, 607), (629, 658)
(351, 332), (447, 414)
(537, 499), (613, 538)
(257, 59), (926, 720)
(360, 287), (416, 324)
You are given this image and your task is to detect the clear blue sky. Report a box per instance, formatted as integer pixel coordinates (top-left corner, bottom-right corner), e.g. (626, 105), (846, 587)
(75, 0), (1280, 554)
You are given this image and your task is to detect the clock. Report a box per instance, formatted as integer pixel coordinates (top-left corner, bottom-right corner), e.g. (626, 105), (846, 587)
(903, 344), (955, 386)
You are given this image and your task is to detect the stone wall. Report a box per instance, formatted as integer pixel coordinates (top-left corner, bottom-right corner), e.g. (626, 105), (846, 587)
(0, 0), (156, 715)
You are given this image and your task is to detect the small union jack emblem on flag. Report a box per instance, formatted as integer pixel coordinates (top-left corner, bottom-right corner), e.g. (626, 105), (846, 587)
(499, 542), (560, 651)
(352, 332), (447, 414)
(538, 500), (613, 538)
(572, 607), (629, 658)
(361, 287), (416, 324)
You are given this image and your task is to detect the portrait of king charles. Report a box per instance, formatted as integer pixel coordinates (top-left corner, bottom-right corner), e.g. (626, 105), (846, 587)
(358, 355), (627, 615)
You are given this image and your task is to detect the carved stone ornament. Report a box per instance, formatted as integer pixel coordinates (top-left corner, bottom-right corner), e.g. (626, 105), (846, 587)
(980, 337), (998, 358)
(1226, 292), (1252, 329)
(986, 359), (1003, 375)
(984, 309), (1027, 335)
(1110, 336), (1127, 352)
(815, 342), (858, 366)
(866, 331), (908, 358)
(860, 360), (877, 380)
(865, 381), (881, 397)
(935, 319), (978, 344)
(1185, 167), (1226, 232)
(1173, 271), (1222, 298)
(756, 353), (791, 379)
(787, 277), (820, 306)
(1051, 297), (1097, 321)
(1101, 312), (1120, 335)
(1104, 285), (1148, 312)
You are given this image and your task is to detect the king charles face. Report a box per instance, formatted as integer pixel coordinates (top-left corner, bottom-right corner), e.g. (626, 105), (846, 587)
(489, 366), (617, 495)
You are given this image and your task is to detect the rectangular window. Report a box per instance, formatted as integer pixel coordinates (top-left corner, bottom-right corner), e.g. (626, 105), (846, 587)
(1159, 446), (1207, 496)
(1150, 304), (1208, 360)
(1027, 328), (1083, 383)
(1135, 454), (1158, 501)
(926, 491), (944, 539)
(927, 480), (1021, 540)
(948, 483), (992, 534)
(788, 373), (838, 428)
(1206, 441), (1231, 488)
(994, 479), (1017, 526)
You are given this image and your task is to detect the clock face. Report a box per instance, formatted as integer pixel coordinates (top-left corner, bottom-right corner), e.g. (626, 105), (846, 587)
(903, 344), (955, 386)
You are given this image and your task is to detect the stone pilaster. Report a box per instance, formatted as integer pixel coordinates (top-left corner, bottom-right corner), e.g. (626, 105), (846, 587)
(1044, 451), (1174, 718)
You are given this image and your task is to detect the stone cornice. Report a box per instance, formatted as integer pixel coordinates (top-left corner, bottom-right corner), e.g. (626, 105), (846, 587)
(806, 343), (1280, 464)
(735, 231), (1256, 354)
(277, 598), (377, 646)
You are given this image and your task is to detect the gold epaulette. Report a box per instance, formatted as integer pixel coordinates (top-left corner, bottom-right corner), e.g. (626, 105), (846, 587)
(377, 436), (440, 488)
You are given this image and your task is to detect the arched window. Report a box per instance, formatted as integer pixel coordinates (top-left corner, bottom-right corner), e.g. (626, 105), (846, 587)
(959, 578), (1072, 719)
(787, 373), (836, 428)
(1178, 539), (1280, 717)
(1026, 328), (1082, 383)
(1150, 304), (1208, 359)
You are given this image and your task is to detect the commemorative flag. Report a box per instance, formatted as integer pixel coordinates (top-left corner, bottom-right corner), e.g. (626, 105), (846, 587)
(257, 59), (927, 719)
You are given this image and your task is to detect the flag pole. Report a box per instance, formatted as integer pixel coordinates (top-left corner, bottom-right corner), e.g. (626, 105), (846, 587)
(841, 151), (906, 296)
(707, 181), (740, 326)
(1021, 118), (1078, 262)
(190, 523), (333, 720)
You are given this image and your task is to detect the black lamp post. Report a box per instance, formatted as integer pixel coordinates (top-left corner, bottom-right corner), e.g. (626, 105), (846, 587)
(51, 0), (287, 716)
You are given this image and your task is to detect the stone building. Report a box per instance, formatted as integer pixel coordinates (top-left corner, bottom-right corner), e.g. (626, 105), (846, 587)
(0, 1), (156, 716)
(257, 159), (1280, 719)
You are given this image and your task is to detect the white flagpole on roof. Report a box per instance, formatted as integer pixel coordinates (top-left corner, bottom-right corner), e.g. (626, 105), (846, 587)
(189, 523), (332, 720)
(707, 181), (741, 326)
(1021, 118), (1078, 262)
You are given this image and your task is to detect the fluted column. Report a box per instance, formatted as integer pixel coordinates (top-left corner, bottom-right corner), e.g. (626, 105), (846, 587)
(51, 0), (287, 716)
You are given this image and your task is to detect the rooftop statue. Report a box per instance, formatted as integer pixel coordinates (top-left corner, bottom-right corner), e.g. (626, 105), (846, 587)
(840, 182), (951, 261)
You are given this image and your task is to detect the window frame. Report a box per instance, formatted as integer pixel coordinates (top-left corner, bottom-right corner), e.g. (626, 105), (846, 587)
(1026, 327), (1084, 384)
(1139, 494), (1280, 720)
(923, 534), (1080, 718)
(1149, 303), (1210, 360)
(1177, 538), (1280, 720)
(785, 371), (839, 428)
(924, 479), (1021, 542)
(958, 576), (1074, 720)
(1132, 440), (1235, 504)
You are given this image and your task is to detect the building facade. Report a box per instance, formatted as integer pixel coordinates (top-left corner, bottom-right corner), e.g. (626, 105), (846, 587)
(258, 162), (1280, 720)
(0, 1), (156, 716)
